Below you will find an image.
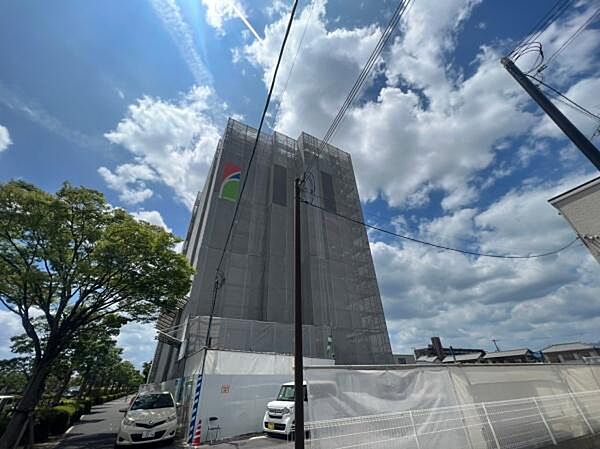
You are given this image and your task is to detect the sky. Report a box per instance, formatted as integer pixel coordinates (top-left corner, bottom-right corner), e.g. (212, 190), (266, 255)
(0, 0), (599, 368)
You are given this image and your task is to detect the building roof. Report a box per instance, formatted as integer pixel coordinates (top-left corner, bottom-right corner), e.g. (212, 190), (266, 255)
(548, 176), (600, 205)
(483, 349), (531, 359)
(542, 342), (596, 353)
(416, 355), (438, 363)
(442, 352), (483, 363)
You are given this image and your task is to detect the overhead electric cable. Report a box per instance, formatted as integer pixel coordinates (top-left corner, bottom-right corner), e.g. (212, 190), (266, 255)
(539, 6), (600, 72)
(215, 0), (299, 275)
(302, 0), (414, 182)
(300, 198), (580, 259)
(509, 0), (572, 59)
(528, 75), (600, 122)
(271, 0), (316, 129)
(200, 0), (300, 369)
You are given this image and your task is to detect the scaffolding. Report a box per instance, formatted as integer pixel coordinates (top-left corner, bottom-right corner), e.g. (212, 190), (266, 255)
(150, 118), (393, 382)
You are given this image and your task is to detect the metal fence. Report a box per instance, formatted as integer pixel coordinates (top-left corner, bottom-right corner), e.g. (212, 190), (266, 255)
(306, 390), (600, 449)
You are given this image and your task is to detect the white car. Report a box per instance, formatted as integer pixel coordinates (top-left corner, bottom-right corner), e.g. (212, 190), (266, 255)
(116, 392), (178, 446)
(263, 382), (307, 436)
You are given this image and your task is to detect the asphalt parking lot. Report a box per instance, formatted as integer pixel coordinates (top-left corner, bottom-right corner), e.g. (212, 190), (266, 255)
(52, 397), (292, 449)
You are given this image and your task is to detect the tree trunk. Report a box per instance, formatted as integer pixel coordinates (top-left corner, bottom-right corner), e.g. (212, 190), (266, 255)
(0, 360), (51, 449)
(77, 366), (92, 400)
(51, 370), (73, 406)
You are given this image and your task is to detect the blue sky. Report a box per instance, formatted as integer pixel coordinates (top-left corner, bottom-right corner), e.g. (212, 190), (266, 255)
(1, 0), (599, 368)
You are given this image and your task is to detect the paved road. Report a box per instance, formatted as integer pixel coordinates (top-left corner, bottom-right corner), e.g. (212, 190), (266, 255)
(55, 397), (181, 449)
(209, 435), (293, 448)
(54, 397), (290, 449)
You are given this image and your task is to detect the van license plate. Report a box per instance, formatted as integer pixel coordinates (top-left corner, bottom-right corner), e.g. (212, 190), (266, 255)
(267, 423), (274, 430)
(142, 431), (155, 438)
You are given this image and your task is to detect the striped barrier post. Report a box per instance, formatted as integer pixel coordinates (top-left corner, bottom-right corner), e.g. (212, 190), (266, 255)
(187, 375), (203, 445)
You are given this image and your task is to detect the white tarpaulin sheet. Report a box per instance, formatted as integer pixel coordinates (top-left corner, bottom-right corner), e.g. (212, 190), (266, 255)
(153, 349), (332, 443)
(305, 364), (600, 449)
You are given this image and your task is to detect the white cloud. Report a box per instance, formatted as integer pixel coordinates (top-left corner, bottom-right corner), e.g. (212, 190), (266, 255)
(104, 86), (221, 209)
(202, 0), (262, 41)
(173, 241), (184, 253)
(151, 0), (213, 85)
(373, 174), (600, 354)
(242, 0), (600, 211)
(117, 322), (158, 370)
(533, 76), (600, 140)
(98, 164), (157, 205)
(265, 0), (289, 19)
(202, 0), (243, 31)
(518, 3), (600, 84)
(241, 0), (537, 209)
(131, 210), (172, 233)
(0, 310), (23, 359)
(0, 124), (11, 152)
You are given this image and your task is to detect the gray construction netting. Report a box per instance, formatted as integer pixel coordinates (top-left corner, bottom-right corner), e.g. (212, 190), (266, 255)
(305, 364), (600, 449)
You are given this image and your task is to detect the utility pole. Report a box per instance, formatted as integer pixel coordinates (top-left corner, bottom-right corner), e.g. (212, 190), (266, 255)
(294, 178), (305, 449)
(492, 339), (501, 352)
(501, 57), (600, 171)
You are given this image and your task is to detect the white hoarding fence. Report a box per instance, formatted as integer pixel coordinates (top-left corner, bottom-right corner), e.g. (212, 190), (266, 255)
(306, 390), (600, 449)
(305, 364), (600, 449)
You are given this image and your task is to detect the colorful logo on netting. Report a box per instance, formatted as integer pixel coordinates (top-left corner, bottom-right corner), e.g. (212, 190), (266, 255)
(220, 163), (241, 202)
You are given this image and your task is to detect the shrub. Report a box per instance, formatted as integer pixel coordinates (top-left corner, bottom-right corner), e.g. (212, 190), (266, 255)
(58, 400), (85, 421)
(47, 406), (74, 434)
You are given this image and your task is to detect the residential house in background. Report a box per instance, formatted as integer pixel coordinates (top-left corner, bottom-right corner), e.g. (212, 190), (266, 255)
(441, 352), (484, 363)
(542, 342), (600, 364)
(482, 349), (537, 364)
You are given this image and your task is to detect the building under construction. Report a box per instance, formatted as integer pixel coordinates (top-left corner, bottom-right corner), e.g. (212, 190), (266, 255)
(150, 118), (393, 382)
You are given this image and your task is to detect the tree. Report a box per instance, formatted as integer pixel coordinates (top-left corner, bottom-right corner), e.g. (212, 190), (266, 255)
(0, 181), (193, 448)
(141, 361), (152, 383)
(0, 358), (28, 394)
(9, 315), (127, 405)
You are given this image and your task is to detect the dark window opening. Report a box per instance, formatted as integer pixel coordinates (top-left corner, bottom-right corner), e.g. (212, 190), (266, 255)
(320, 171), (336, 212)
(273, 164), (287, 206)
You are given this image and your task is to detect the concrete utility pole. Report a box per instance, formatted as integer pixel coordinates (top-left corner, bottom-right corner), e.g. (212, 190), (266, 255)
(294, 178), (305, 449)
(501, 57), (600, 171)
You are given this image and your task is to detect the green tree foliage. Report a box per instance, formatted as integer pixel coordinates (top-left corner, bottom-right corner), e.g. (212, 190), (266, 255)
(0, 181), (193, 448)
(0, 359), (28, 394)
(9, 315), (128, 405)
(141, 361), (152, 383)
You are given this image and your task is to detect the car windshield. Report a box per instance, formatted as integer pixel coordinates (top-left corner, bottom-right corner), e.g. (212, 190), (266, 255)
(276, 385), (307, 402)
(130, 393), (174, 410)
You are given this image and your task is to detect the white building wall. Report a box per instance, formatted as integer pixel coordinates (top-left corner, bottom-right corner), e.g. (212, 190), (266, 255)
(550, 176), (600, 263)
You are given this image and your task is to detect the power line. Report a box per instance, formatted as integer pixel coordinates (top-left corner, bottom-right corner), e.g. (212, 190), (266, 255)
(528, 75), (600, 122)
(215, 0), (299, 276)
(302, 0), (414, 182)
(538, 6), (600, 72)
(201, 0), (300, 380)
(509, 0), (572, 60)
(271, 0), (316, 129)
(300, 197), (581, 259)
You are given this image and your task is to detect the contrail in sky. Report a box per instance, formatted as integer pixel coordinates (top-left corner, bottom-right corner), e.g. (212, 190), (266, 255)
(231, 2), (262, 41)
